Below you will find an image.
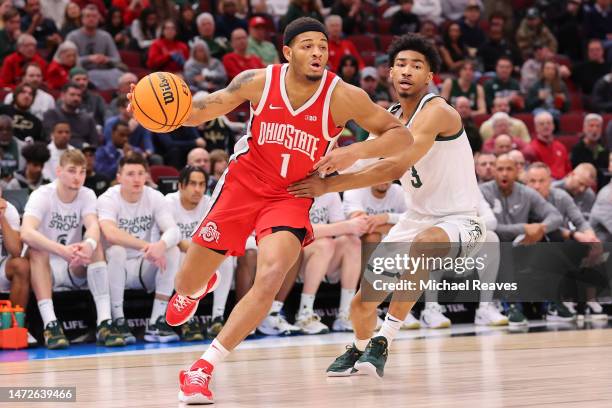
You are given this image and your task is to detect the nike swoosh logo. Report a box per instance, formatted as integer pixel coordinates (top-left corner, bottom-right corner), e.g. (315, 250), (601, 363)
(269, 105), (283, 110)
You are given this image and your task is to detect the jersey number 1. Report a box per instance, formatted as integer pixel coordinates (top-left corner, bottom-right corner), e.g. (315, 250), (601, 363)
(280, 153), (290, 178)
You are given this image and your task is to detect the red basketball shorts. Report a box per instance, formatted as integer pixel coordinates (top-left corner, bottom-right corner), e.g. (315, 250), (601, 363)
(191, 163), (314, 257)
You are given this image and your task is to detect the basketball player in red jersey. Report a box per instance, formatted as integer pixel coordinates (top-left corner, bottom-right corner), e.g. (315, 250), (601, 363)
(130, 17), (413, 404)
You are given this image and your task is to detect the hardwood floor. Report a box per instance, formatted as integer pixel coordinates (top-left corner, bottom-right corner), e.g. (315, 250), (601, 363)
(2, 329), (611, 407)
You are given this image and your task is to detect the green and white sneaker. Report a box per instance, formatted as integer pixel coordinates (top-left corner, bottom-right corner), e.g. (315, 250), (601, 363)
(181, 317), (204, 342)
(43, 320), (69, 350)
(353, 336), (389, 379)
(507, 304), (528, 326)
(114, 317), (136, 344)
(96, 319), (125, 347)
(326, 344), (364, 377)
(207, 316), (224, 338)
(144, 316), (180, 343)
(546, 302), (575, 322)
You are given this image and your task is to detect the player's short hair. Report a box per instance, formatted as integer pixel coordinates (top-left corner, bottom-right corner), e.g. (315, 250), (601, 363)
(527, 161), (551, 175)
(60, 149), (86, 167)
(179, 165), (208, 187)
(21, 142), (50, 165)
(283, 17), (328, 46)
(387, 33), (441, 74)
(118, 152), (149, 172)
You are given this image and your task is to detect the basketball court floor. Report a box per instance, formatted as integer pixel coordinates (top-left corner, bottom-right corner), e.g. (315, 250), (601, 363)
(2, 319), (611, 407)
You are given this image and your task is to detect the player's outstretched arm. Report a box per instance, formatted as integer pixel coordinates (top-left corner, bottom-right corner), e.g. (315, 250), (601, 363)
(316, 83), (414, 175)
(182, 69), (267, 126)
(289, 102), (457, 197)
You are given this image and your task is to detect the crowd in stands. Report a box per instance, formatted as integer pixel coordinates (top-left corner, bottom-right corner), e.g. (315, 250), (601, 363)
(1, 0), (612, 348)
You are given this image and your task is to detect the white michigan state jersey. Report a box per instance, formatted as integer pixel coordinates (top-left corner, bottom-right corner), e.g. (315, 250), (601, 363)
(165, 192), (211, 240)
(392, 93), (479, 217)
(97, 185), (172, 259)
(23, 182), (97, 246)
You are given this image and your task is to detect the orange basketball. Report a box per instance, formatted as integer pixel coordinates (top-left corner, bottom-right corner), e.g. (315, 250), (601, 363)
(131, 72), (192, 133)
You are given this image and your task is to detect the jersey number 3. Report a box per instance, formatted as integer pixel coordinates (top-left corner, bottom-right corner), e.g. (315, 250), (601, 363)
(411, 166), (423, 188)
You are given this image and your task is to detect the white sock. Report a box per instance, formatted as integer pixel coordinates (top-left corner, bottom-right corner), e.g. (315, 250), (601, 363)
(107, 246), (127, 320)
(38, 299), (57, 327)
(353, 337), (369, 351)
(376, 313), (402, 346)
(94, 295), (111, 326)
(212, 260), (233, 319)
(339, 288), (355, 315)
(87, 261), (112, 325)
(150, 297), (168, 324)
(479, 301), (490, 309)
(111, 301), (124, 320)
(201, 338), (230, 367)
(270, 300), (283, 314)
(299, 293), (315, 314)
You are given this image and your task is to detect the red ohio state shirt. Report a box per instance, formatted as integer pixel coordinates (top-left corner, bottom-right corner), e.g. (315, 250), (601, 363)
(233, 64), (343, 189)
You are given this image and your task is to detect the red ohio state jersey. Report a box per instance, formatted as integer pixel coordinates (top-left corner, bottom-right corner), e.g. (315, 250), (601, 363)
(234, 64), (342, 187)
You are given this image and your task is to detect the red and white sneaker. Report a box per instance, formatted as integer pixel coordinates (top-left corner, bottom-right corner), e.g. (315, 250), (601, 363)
(179, 359), (214, 404)
(166, 271), (220, 326)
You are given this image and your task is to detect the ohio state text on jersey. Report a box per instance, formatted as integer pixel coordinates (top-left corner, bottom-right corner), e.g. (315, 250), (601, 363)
(235, 63), (342, 186)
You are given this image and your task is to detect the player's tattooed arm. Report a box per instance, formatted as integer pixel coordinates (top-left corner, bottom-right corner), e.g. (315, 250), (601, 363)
(226, 70), (256, 93)
(184, 69), (265, 126)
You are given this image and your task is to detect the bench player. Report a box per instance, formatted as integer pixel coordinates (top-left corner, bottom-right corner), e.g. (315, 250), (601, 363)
(21, 150), (124, 349)
(98, 153), (182, 344)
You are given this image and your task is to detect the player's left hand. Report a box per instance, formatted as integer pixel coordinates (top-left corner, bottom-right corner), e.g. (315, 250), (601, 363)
(314, 145), (358, 176)
(288, 174), (328, 198)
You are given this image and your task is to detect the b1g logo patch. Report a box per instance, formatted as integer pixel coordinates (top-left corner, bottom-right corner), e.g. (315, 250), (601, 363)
(199, 221), (220, 243)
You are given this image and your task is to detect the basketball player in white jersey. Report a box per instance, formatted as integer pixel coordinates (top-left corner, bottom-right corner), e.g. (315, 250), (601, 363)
(294, 192), (366, 334)
(21, 150), (124, 349)
(289, 34), (486, 378)
(166, 165), (234, 340)
(98, 153), (182, 344)
(343, 182), (407, 242)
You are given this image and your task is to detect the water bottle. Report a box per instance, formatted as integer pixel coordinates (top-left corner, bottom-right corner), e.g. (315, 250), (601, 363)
(13, 305), (25, 328)
(0, 307), (12, 329)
